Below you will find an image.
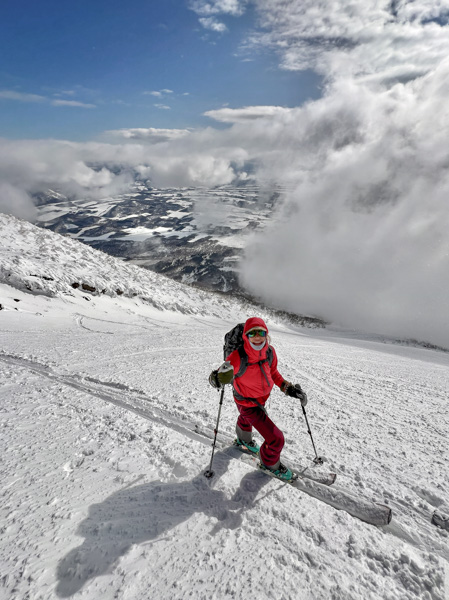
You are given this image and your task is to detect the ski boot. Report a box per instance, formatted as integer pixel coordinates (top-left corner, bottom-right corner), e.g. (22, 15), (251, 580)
(233, 438), (260, 454)
(259, 462), (295, 482)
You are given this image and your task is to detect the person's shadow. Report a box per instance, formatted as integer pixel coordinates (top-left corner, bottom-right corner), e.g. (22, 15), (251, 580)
(55, 450), (272, 597)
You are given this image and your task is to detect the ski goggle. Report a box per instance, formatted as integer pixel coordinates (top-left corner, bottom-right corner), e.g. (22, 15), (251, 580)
(247, 329), (267, 338)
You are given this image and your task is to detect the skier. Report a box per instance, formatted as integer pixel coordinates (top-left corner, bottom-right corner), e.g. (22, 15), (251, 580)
(209, 317), (308, 481)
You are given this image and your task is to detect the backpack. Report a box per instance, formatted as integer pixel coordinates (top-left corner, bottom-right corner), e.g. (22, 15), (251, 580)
(223, 323), (273, 379)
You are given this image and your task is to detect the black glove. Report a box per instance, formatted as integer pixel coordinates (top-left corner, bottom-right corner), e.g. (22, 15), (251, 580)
(282, 381), (308, 406)
(209, 362), (234, 389)
(209, 370), (221, 389)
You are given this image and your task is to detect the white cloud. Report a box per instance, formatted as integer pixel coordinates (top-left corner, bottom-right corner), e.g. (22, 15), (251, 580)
(239, 72), (449, 345)
(144, 89), (174, 97)
(199, 17), (228, 32)
(205, 105), (293, 122)
(104, 127), (191, 143)
(154, 103), (171, 110)
(0, 90), (45, 102)
(51, 100), (96, 108)
(0, 89), (96, 108)
(190, 0), (247, 17)
(233, 0), (449, 347)
(0, 182), (37, 221)
(0, 132), (247, 216)
(249, 0), (449, 82)
(190, 0), (248, 30)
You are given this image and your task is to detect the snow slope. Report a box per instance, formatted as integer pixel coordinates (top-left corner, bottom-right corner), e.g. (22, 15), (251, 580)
(1, 213), (448, 600)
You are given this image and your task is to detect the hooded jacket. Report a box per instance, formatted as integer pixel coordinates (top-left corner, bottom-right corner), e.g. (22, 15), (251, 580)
(225, 317), (284, 407)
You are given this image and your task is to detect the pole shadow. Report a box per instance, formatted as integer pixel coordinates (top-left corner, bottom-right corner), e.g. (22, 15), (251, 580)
(55, 451), (271, 597)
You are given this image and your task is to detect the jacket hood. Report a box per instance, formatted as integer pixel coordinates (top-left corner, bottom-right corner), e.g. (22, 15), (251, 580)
(243, 317), (268, 335)
(242, 317), (269, 358)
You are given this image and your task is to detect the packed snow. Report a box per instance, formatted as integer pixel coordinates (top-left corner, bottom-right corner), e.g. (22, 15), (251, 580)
(0, 213), (448, 600)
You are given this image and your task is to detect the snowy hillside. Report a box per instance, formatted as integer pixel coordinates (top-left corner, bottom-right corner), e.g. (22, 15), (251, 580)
(0, 212), (240, 317)
(1, 213), (448, 600)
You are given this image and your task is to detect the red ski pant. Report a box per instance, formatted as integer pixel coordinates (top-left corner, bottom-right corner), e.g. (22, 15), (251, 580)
(235, 403), (285, 467)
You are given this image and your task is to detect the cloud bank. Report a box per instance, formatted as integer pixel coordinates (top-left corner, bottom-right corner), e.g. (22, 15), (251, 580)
(0, 132), (246, 213)
(0, 182), (37, 221)
(237, 0), (449, 347)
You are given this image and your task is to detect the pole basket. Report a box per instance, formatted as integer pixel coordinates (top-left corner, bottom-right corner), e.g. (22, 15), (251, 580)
(204, 469), (215, 479)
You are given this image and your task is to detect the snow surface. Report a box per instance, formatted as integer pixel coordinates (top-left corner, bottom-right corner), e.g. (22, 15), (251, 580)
(0, 213), (448, 600)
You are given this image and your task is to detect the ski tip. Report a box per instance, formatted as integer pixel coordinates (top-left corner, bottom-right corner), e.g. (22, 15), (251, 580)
(432, 509), (449, 530)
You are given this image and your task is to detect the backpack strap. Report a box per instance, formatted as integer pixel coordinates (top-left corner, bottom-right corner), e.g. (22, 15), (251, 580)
(234, 345), (273, 379)
(232, 346), (274, 407)
(234, 346), (249, 378)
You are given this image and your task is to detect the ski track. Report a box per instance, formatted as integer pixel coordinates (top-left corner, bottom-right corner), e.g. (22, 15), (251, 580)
(1, 350), (447, 560)
(1, 292), (448, 600)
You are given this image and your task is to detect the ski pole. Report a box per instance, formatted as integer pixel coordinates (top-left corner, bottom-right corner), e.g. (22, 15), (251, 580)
(301, 405), (324, 465)
(204, 386), (225, 479)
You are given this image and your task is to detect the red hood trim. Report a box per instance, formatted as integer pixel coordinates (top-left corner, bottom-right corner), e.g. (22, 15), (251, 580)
(243, 317), (268, 335)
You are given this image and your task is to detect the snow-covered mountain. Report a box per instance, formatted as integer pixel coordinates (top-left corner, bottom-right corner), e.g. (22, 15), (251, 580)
(35, 182), (281, 293)
(1, 212), (448, 600)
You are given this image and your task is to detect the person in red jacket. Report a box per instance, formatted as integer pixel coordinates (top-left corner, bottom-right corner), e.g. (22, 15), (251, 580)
(209, 317), (308, 482)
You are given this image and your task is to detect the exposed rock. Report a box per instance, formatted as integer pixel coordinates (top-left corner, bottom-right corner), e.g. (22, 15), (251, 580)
(81, 283), (96, 293)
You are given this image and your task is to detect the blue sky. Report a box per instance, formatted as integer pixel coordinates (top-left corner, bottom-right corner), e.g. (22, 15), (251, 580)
(0, 0), (321, 140)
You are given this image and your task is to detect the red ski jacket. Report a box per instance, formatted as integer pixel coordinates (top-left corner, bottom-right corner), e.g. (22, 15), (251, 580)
(225, 317), (285, 407)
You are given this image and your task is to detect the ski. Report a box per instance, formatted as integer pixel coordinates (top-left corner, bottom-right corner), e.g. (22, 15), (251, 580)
(195, 425), (392, 527)
(228, 445), (392, 527)
(230, 442), (337, 486)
